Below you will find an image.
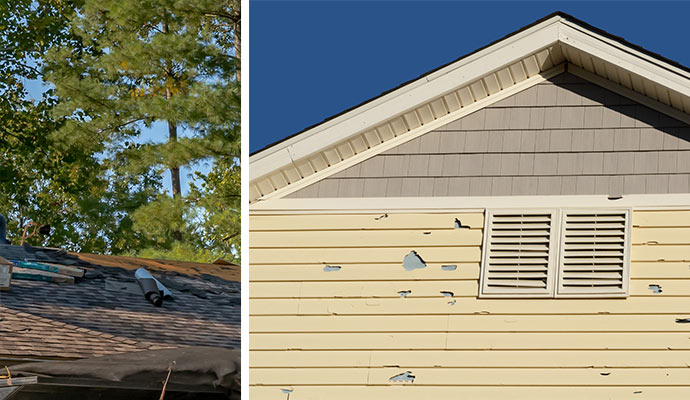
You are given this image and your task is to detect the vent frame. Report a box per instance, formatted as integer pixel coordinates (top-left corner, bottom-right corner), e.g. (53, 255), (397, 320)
(555, 208), (631, 298)
(479, 209), (560, 298)
(479, 208), (632, 299)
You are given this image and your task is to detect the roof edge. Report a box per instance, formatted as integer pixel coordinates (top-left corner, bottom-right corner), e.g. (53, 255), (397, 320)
(251, 11), (690, 158)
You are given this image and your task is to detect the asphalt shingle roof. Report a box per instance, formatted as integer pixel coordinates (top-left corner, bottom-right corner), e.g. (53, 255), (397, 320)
(0, 244), (240, 359)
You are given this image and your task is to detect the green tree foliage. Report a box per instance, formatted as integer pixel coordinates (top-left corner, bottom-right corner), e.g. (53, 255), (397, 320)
(43, 0), (240, 261)
(0, 0), (240, 263)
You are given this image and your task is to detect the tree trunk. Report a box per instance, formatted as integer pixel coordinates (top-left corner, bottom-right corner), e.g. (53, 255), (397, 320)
(233, 7), (240, 83)
(162, 15), (183, 242)
(168, 120), (182, 197)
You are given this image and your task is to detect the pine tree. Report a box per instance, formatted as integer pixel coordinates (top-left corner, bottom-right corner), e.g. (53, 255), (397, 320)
(44, 0), (240, 251)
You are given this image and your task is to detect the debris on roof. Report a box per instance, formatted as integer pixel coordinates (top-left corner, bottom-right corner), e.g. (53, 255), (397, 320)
(11, 266), (74, 284)
(134, 267), (173, 307)
(0, 243), (240, 361)
(0, 256), (11, 291)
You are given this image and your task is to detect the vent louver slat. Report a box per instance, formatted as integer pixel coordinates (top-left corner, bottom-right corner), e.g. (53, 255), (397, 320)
(480, 211), (556, 296)
(558, 211), (629, 296)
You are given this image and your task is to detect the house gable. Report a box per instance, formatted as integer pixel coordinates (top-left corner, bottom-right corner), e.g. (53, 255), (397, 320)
(250, 12), (690, 204)
(288, 72), (690, 198)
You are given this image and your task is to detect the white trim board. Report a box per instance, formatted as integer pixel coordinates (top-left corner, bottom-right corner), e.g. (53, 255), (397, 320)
(250, 13), (690, 203)
(249, 194), (690, 214)
(249, 16), (562, 172)
(255, 65), (564, 202)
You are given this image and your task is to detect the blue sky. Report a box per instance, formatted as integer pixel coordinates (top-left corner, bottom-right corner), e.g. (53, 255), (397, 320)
(249, 1), (690, 153)
(24, 79), (211, 195)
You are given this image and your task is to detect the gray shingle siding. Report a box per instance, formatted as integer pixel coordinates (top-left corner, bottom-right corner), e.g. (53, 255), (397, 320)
(288, 73), (690, 198)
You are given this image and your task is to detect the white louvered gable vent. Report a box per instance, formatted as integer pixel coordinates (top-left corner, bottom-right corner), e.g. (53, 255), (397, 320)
(479, 210), (558, 297)
(557, 210), (631, 297)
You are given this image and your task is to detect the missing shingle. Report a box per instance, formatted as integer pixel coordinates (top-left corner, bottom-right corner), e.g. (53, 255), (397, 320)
(648, 284), (662, 294)
(402, 251), (426, 271)
(398, 290), (411, 298)
(323, 265), (341, 272)
(389, 371), (415, 383)
(454, 218), (470, 229)
(441, 265), (457, 271)
(374, 214), (388, 220)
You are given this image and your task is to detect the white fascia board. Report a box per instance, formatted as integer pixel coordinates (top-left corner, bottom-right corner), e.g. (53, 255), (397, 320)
(250, 194), (690, 214)
(558, 23), (690, 96)
(256, 65), (564, 201)
(559, 19), (690, 81)
(249, 16), (563, 181)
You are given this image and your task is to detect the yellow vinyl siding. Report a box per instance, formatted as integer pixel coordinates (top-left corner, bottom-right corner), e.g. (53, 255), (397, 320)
(250, 386), (690, 399)
(249, 209), (690, 399)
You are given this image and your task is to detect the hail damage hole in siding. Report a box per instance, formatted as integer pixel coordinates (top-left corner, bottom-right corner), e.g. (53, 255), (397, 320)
(374, 213), (388, 220)
(323, 265), (341, 272)
(441, 265), (457, 271)
(402, 251), (426, 271)
(600, 372), (611, 376)
(608, 193), (623, 200)
(648, 284), (663, 294)
(675, 318), (690, 323)
(454, 218), (470, 229)
(441, 291), (455, 305)
(423, 231), (431, 235)
(389, 371), (415, 383)
(281, 388), (293, 400)
(398, 290), (411, 298)
(633, 391), (643, 395)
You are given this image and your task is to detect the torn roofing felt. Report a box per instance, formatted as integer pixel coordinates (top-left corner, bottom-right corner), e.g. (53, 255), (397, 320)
(0, 244), (240, 359)
(10, 347), (240, 393)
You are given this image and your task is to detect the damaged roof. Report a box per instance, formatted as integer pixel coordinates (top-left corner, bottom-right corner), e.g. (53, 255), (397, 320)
(0, 244), (240, 360)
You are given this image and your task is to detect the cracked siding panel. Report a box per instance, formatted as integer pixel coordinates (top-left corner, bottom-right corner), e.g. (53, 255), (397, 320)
(250, 280), (690, 300)
(251, 332), (690, 351)
(249, 209), (690, 397)
(251, 349), (690, 368)
(251, 367), (690, 385)
(288, 73), (690, 198)
(251, 387), (690, 400)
